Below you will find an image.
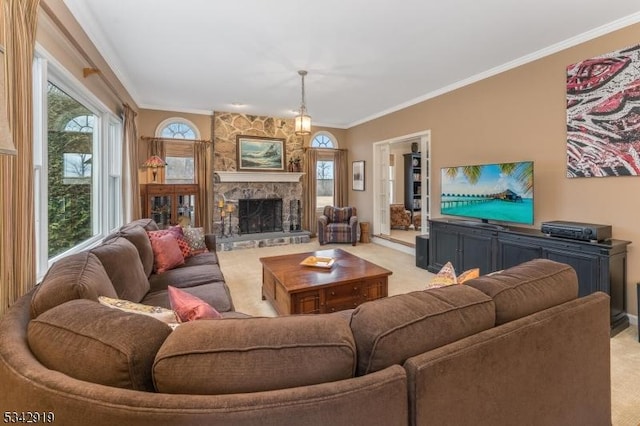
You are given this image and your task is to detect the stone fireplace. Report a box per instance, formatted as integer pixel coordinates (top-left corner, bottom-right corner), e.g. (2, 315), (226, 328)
(239, 198), (283, 234)
(213, 171), (310, 250)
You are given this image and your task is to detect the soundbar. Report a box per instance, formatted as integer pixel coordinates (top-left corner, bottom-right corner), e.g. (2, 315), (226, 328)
(540, 220), (611, 242)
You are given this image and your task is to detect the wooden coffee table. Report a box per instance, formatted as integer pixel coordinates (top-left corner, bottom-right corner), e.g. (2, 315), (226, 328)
(260, 248), (392, 315)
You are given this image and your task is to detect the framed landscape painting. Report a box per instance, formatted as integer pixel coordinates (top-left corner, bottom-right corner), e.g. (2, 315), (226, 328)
(236, 135), (286, 171)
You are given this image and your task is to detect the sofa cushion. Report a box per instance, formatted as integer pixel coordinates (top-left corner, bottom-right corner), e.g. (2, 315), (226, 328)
(148, 263), (225, 293)
(125, 218), (160, 232)
(27, 299), (171, 391)
(167, 285), (222, 321)
(90, 237), (150, 303)
(182, 251), (219, 266)
(30, 252), (118, 318)
(464, 258), (579, 325)
(114, 224), (155, 277)
(141, 281), (234, 313)
(350, 285), (495, 376)
(153, 314), (356, 394)
(150, 233), (185, 273)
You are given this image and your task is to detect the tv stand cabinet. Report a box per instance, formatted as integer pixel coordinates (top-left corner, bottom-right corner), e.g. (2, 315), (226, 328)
(427, 218), (630, 334)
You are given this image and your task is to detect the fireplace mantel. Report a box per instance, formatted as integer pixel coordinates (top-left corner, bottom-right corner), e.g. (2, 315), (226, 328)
(215, 171), (304, 183)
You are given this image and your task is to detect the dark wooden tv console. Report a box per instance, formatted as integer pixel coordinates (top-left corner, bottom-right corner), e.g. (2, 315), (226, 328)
(426, 218), (630, 335)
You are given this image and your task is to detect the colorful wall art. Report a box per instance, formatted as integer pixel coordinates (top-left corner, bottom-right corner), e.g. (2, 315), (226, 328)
(566, 44), (640, 178)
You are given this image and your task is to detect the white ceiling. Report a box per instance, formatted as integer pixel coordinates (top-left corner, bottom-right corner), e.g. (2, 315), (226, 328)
(62, 0), (640, 129)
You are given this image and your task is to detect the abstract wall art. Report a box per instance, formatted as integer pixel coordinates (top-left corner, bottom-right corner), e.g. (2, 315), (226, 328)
(566, 44), (640, 178)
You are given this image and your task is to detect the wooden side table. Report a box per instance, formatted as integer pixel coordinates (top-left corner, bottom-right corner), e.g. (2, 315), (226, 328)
(360, 222), (370, 243)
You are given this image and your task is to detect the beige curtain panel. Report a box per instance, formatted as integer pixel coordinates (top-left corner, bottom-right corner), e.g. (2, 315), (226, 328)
(303, 148), (319, 236)
(1, 0), (40, 315)
(333, 149), (348, 207)
(122, 104), (141, 222)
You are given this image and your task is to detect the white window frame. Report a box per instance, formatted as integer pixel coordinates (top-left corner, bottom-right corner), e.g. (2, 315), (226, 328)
(155, 117), (199, 183)
(310, 131), (338, 149)
(33, 49), (123, 279)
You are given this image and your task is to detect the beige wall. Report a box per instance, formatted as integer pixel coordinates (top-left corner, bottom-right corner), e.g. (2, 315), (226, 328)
(345, 22), (640, 316)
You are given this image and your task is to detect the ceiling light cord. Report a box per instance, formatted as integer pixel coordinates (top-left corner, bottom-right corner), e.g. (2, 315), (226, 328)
(299, 70), (307, 115)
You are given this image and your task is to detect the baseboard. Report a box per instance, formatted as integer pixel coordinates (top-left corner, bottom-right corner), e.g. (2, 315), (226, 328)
(628, 313), (638, 326)
(372, 236), (415, 256)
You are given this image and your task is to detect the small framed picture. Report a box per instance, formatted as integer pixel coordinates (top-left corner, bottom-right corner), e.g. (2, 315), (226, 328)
(352, 160), (365, 191)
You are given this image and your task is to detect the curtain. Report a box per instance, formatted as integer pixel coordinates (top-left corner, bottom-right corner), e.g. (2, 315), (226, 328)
(147, 137), (165, 158)
(194, 140), (212, 232)
(334, 149), (348, 206)
(303, 148), (319, 236)
(122, 104), (141, 222)
(0, 0), (40, 315)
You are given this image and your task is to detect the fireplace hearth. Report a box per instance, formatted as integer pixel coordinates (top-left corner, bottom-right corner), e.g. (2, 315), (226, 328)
(239, 198), (283, 234)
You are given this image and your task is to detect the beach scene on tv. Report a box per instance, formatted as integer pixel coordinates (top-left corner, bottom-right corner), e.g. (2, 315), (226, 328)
(440, 161), (534, 225)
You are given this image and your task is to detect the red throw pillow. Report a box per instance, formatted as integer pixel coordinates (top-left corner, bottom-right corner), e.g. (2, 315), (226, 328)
(150, 234), (185, 273)
(168, 286), (222, 322)
(148, 227), (192, 259)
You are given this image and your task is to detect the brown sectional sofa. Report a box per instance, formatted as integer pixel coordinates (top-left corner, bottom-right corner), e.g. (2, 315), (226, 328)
(0, 219), (612, 425)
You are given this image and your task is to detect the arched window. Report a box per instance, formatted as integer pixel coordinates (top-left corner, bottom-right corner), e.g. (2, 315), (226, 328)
(64, 114), (94, 132)
(309, 132), (339, 210)
(160, 122), (196, 139)
(310, 132), (337, 148)
(155, 118), (201, 183)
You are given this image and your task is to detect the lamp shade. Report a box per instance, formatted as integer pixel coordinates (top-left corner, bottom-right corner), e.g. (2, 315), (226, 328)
(294, 114), (311, 135)
(294, 70), (311, 136)
(142, 155), (167, 168)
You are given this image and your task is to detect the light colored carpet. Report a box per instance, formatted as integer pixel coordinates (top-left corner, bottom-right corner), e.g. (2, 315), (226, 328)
(217, 239), (640, 425)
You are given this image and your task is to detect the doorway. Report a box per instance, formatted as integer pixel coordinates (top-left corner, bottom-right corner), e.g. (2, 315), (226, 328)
(372, 131), (430, 248)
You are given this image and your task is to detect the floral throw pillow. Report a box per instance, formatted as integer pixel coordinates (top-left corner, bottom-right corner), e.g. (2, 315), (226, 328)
(98, 296), (180, 329)
(426, 261), (458, 289)
(457, 268), (480, 283)
(426, 263), (481, 289)
(183, 227), (208, 255)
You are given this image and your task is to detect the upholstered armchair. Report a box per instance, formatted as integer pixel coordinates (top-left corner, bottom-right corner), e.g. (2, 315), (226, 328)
(390, 204), (411, 230)
(318, 206), (358, 246)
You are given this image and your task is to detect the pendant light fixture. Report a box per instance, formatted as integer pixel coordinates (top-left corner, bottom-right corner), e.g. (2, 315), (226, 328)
(294, 70), (311, 135)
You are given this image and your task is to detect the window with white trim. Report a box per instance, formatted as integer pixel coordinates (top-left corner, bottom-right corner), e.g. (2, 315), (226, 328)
(310, 132), (339, 210)
(33, 54), (123, 279)
(156, 118), (198, 183)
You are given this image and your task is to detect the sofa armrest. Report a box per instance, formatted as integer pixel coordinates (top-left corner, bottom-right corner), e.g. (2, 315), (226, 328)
(349, 216), (358, 227)
(205, 233), (217, 252)
(403, 292), (611, 426)
(317, 215), (328, 245)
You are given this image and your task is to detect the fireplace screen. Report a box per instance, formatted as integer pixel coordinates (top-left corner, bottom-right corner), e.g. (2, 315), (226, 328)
(238, 198), (283, 234)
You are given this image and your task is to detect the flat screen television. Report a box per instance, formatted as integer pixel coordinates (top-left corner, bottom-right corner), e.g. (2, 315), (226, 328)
(440, 161), (534, 225)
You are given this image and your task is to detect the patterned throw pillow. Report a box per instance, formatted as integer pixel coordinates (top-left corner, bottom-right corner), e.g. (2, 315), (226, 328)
(426, 263), (481, 289)
(148, 227), (191, 259)
(98, 296), (180, 329)
(183, 227), (208, 255)
(167, 286), (222, 322)
(150, 233), (185, 273)
(426, 261), (458, 289)
(457, 268), (480, 283)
